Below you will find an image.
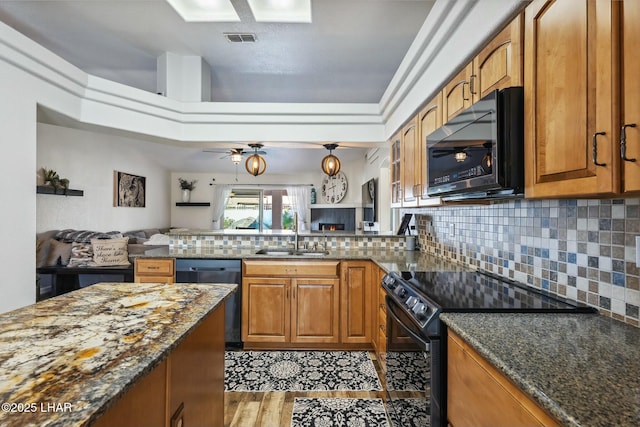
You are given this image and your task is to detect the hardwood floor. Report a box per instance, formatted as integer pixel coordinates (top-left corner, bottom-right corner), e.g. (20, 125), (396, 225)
(224, 351), (387, 427)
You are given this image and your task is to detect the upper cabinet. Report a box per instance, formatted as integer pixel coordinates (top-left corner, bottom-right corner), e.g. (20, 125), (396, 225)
(442, 15), (523, 123)
(417, 94), (444, 206)
(472, 14), (523, 100)
(390, 131), (402, 208)
(391, 13), (523, 209)
(401, 117), (419, 207)
(621, 0), (640, 193)
(525, 0), (639, 198)
(442, 63), (474, 123)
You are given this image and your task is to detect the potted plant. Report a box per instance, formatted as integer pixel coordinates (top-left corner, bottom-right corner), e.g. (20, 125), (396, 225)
(178, 178), (197, 202)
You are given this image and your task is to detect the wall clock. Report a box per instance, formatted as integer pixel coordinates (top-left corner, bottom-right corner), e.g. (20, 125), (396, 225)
(321, 171), (348, 204)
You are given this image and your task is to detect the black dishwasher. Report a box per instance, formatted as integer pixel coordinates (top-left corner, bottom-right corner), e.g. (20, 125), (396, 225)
(175, 259), (242, 349)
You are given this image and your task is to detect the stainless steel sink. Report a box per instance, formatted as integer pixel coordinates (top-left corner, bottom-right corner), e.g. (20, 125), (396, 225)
(254, 249), (329, 256)
(295, 250), (330, 256)
(255, 249), (293, 256)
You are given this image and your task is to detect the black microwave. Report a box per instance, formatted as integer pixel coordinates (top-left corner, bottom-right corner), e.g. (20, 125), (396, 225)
(426, 87), (524, 200)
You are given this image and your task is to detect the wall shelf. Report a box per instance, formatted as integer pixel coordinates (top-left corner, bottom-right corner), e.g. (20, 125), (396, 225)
(176, 202), (210, 207)
(36, 185), (83, 196)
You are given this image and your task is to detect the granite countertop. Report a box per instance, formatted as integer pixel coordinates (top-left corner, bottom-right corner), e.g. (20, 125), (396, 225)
(133, 246), (470, 274)
(441, 312), (640, 427)
(0, 282), (236, 427)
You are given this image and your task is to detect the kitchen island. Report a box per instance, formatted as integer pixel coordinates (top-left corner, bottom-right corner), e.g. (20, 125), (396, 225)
(441, 312), (640, 427)
(0, 281), (236, 427)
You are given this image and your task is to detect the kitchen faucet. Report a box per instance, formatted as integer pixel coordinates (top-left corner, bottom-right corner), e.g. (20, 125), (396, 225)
(293, 212), (299, 252)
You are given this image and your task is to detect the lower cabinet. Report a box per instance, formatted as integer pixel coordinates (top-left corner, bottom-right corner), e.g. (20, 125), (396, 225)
(447, 329), (559, 427)
(93, 306), (224, 427)
(242, 260), (340, 346)
(340, 261), (373, 344)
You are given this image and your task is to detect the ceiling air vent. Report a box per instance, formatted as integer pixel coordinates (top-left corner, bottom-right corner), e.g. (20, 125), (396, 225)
(224, 33), (257, 43)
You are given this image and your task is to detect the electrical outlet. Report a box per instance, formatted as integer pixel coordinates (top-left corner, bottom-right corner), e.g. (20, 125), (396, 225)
(449, 223), (455, 238)
(636, 236), (640, 267)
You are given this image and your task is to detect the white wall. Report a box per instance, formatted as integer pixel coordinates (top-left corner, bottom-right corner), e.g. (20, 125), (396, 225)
(37, 123), (171, 233)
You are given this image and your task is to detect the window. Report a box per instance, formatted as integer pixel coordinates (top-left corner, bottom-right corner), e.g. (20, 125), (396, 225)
(223, 189), (293, 231)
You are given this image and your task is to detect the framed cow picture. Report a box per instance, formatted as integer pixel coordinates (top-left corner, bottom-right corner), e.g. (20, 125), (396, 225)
(114, 171), (146, 208)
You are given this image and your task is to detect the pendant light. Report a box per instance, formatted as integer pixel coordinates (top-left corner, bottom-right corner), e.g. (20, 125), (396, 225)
(245, 143), (267, 176)
(321, 143), (341, 176)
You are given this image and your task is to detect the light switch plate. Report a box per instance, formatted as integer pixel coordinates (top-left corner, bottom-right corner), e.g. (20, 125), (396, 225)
(636, 236), (640, 267)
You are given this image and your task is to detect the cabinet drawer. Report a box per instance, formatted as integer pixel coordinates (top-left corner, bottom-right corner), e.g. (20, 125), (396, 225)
(135, 258), (175, 276)
(243, 260), (339, 277)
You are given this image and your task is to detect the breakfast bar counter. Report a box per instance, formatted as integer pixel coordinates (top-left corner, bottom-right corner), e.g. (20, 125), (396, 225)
(0, 281), (236, 427)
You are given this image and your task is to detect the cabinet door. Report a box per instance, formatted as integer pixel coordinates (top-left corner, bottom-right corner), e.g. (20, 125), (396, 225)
(401, 118), (419, 206)
(340, 261), (372, 344)
(390, 132), (402, 207)
(442, 62), (473, 123)
(524, 0), (617, 198)
(242, 277), (290, 343)
(169, 306), (225, 427)
(93, 360), (168, 427)
(447, 330), (559, 427)
(291, 278), (340, 344)
(622, 0), (640, 193)
(417, 94), (443, 205)
(472, 14), (523, 102)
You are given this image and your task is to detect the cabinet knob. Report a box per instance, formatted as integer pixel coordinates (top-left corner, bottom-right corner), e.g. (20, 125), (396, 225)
(621, 124), (637, 162)
(592, 132), (607, 166)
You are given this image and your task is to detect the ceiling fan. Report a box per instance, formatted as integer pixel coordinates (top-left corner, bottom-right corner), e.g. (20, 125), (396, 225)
(203, 146), (267, 164)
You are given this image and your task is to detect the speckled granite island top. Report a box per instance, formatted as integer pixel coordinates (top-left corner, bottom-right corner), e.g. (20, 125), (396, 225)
(441, 312), (640, 427)
(0, 282), (236, 427)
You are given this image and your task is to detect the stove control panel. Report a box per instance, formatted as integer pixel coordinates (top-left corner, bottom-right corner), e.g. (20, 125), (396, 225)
(381, 272), (439, 333)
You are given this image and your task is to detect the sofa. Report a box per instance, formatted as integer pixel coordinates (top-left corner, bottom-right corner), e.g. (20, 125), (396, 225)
(35, 228), (171, 300)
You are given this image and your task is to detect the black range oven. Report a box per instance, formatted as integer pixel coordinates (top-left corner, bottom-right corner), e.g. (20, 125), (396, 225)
(381, 270), (595, 427)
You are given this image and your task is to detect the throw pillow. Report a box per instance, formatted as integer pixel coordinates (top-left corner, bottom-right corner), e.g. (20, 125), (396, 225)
(36, 230), (59, 268)
(44, 239), (72, 267)
(67, 242), (95, 267)
(91, 237), (130, 266)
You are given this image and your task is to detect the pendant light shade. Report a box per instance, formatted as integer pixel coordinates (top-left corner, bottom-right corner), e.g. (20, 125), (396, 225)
(245, 143), (267, 176)
(321, 143), (341, 176)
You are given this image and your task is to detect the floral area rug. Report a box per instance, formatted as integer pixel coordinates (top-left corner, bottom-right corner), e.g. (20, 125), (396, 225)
(225, 350), (383, 392)
(387, 398), (430, 427)
(291, 398), (390, 427)
(385, 351), (430, 391)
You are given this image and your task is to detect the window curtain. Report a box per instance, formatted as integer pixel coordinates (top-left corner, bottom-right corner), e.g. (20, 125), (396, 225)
(211, 184), (233, 229)
(286, 186), (310, 231)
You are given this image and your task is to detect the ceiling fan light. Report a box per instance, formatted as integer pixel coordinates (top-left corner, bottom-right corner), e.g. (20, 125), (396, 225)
(230, 152), (243, 164)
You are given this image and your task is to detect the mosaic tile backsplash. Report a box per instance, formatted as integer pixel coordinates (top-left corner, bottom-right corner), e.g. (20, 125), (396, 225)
(408, 198), (640, 326)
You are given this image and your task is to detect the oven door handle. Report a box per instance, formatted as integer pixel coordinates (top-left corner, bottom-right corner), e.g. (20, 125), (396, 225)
(385, 297), (430, 351)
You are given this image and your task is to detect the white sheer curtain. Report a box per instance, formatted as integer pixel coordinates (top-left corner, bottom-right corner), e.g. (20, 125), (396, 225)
(211, 184), (233, 230)
(286, 186), (310, 231)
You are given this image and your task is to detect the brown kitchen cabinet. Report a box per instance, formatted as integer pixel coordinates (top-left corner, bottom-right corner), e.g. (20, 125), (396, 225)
(340, 261), (372, 345)
(417, 93), (444, 205)
(442, 63), (474, 123)
(242, 260), (340, 347)
(442, 14), (522, 124)
(134, 258), (175, 283)
(471, 13), (523, 102)
(93, 305), (225, 427)
(447, 329), (559, 427)
(401, 117), (419, 206)
(621, 0), (640, 193)
(390, 131), (402, 207)
(524, 0), (639, 198)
